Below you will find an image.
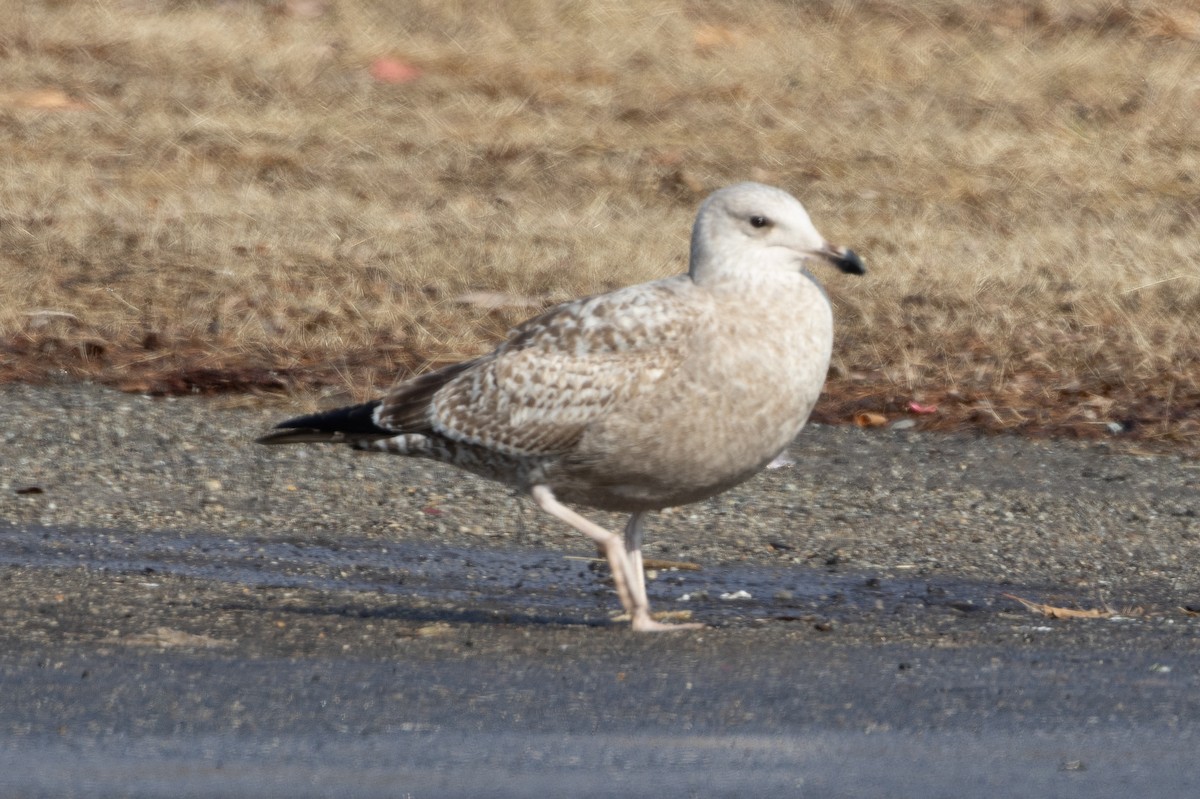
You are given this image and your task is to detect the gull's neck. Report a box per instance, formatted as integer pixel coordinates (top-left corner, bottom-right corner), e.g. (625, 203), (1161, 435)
(689, 240), (806, 287)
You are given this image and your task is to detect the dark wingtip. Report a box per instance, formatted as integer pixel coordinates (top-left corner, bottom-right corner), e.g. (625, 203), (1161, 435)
(833, 248), (866, 275)
(257, 399), (389, 445)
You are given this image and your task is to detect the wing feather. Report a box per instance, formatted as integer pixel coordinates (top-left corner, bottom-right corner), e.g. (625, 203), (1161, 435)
(425, 276), (705, 457)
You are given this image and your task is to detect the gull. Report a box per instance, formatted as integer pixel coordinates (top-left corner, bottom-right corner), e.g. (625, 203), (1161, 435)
(258, 182), (865, 631)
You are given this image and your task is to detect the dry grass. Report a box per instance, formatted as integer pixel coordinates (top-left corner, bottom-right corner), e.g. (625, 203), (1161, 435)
(1, 0), (1198, 450)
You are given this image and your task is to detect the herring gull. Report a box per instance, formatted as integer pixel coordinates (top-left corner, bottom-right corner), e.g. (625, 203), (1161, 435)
(258, 182), (865, 631)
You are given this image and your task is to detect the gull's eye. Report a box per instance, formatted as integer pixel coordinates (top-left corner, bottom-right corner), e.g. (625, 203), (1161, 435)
(749, 215), (770, 229)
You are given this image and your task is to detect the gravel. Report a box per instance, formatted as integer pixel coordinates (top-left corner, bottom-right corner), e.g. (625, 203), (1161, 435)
(4, 380), (1200, 797)
(2, 379), (1198, 603)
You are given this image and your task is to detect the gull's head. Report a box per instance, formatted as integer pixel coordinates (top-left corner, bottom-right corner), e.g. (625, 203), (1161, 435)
(688, 182), (865, 283)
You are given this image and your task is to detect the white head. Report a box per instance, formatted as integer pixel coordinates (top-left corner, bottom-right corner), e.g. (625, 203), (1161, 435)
(687, 182), (865, 284)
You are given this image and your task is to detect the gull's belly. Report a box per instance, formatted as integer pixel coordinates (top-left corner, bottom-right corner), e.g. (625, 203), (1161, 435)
(547, 287), (834, 511)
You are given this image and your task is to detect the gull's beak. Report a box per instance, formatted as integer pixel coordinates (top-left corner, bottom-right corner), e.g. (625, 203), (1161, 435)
(817, 243), (866, 275)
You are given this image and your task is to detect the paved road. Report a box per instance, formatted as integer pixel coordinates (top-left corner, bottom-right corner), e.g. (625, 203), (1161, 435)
(1, 383), (1198, 796)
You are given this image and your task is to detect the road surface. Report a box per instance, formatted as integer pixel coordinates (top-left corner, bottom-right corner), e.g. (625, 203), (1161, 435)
(1, 383), (1198, 796)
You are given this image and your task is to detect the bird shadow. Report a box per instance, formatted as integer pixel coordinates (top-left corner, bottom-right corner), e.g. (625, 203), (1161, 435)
(216, 598), (618, 629)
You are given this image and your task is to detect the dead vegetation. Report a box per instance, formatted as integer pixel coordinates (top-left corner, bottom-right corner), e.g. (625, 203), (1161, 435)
(1003, 593), (1125, 620)
(1, 0), (1197, 450)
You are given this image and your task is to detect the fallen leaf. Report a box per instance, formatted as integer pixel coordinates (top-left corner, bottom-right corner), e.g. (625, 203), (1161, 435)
(641, 558), (702, 572)
(693, 25), (743, 51)
(1003, 593), (1114, 619)
(652, 610), (695, 623)
(370, 57), (422, 84)
(1, 89), (90, 111)
(107, 627), (228, 648)
(854, 411), (888, 427)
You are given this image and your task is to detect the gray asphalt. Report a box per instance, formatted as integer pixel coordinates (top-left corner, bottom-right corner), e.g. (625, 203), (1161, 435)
(1, 382), (1198, 796)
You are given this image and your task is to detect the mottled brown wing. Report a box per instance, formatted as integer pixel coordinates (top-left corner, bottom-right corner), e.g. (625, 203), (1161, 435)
(426, 277), (706, 457)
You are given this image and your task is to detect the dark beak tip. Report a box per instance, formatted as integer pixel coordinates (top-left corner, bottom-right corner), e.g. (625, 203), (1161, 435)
(836, 248), (866, 275)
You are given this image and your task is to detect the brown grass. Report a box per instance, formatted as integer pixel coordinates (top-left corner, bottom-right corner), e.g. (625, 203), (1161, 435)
(1, 0), (1198, 450)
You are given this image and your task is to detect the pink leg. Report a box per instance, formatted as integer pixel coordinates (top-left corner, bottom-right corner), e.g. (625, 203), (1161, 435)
(530, 486), (699, 631)
(623, 512), (703, 632)
(530, 485), (637, 618)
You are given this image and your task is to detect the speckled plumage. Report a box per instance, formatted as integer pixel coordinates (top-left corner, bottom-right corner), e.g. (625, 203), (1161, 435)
(259, 182), (865, 631)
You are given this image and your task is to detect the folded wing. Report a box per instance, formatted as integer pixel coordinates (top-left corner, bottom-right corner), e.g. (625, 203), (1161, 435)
(381, 277), (704, 457)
